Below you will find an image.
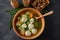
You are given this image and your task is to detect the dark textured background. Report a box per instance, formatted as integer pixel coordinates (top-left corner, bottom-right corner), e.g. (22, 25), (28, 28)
(0, 0), (60, 40)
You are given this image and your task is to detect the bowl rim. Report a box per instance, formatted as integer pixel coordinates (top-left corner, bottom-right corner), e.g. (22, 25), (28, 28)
(12, 8), (45, 39)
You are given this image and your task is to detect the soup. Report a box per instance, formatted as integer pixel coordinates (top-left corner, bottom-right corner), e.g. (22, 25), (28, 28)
(16, 12), (42, 37)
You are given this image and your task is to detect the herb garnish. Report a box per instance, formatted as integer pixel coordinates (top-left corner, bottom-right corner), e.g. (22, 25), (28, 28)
(6, 8), (22, 30)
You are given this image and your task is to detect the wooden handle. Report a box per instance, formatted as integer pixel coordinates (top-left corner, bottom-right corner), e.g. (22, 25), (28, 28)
(43, 11), (53, 17)
(40, 11), (53, 18)
(35, 11), (53, 20)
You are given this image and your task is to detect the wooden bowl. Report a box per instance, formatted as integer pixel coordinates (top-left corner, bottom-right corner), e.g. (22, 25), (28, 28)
(12, 8), (45, 39)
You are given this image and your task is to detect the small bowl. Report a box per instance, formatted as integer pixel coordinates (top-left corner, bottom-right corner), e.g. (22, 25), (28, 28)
(12, 8), (45, 39)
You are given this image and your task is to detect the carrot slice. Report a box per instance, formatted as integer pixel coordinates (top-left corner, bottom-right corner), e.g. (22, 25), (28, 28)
(30, 13), (33, 18)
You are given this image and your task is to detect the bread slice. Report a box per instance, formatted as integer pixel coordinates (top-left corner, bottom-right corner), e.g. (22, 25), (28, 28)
(22, 0), (30, 7)
(10, 0), (19, 8)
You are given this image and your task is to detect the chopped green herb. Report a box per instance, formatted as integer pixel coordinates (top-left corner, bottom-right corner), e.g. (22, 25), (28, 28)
(7, 8), (22, 15)
(8, 18), (12, 30)
(25, 27), (29, 31)
(18, 26), (22, 30)
(34, 20), (41, 28)
(26, 13), (30, 22)
(19, 15), (22, 19)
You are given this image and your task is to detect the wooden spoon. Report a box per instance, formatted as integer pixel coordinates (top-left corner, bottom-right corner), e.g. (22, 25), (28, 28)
(34, 11), (53, 20)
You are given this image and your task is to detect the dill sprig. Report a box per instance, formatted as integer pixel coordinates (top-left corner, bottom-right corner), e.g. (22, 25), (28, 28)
(6, 8), (22, 30)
